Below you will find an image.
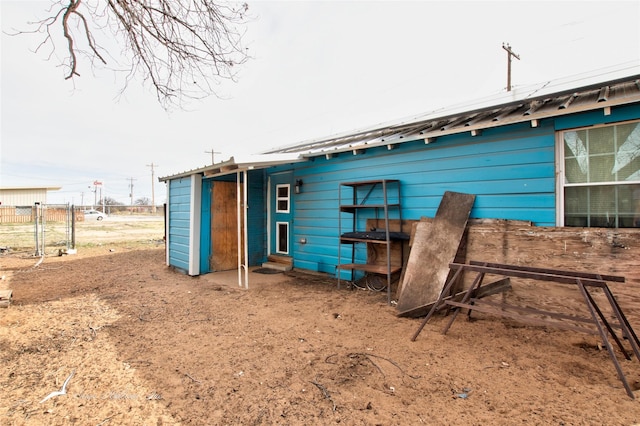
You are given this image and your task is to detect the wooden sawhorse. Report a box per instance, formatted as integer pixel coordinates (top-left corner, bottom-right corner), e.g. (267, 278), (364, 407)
(411, 261), (640, 399)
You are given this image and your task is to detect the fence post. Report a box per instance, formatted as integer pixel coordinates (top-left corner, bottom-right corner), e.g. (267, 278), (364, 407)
(71, 205), (76, 250)
(34, 202), (40, 256)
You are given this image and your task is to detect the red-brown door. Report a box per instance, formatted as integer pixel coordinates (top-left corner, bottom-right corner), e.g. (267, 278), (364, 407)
(210, 181), (243, 271)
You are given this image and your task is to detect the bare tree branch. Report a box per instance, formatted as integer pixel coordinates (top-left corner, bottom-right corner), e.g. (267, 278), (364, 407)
(61, 0), (81, 78)
(13, 0), (250, 109)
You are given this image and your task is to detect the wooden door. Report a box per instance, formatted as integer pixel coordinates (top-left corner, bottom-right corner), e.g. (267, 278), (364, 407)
(210, 181), (241, 271)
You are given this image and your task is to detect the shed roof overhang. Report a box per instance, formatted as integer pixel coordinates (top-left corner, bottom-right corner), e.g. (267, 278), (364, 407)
(159, 153), (304, 182)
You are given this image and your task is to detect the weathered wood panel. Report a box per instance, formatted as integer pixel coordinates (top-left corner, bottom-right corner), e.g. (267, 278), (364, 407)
(365, 218), (412, 269)
(464, 224), (640, 327)
(464, 225), (640, 286)
(0, 207), (74, 223)
(396, 191), (475, 317)
(397, 218), (640, 326)
(382, 218), (639, 288)
(0, 289), (12, 308)
(211, 181), (240, 271)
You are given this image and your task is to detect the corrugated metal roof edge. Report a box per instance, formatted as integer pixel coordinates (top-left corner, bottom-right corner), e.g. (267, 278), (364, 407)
(0, 186), (62, 191)
(160, 65), (640, 181)
(303, 89), (640, 156)
(159, 153), (304, 182)
(262, 64), (640, 156)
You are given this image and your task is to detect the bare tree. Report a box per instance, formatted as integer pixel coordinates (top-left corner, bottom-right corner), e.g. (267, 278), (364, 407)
(135, 196), (151, 205)
(18, 0), (250, 109)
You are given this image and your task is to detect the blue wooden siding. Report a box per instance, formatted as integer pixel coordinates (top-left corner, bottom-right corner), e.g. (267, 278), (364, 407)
(247, 170), (267, 266)
(166, 104), (640, 277)
(554, 103), (640, 131)
(282, 120), (557, 275)
(284, 106), (640, 276)
(168, 177), (192, 272)
(199, 179), (212, 273)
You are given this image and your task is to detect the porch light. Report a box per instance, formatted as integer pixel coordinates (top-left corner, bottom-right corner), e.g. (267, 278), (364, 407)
(295, 179), (304, 194)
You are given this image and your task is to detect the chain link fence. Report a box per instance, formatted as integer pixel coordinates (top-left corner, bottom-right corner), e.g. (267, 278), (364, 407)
(0, 204), (165, 257)
(1, 204), (75, 256)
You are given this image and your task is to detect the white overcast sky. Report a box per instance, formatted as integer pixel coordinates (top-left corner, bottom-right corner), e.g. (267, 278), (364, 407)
(2, 0), (640, 205)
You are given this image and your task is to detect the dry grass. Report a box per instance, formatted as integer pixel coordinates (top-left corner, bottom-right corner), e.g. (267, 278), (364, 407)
(1, 217), (164, 252)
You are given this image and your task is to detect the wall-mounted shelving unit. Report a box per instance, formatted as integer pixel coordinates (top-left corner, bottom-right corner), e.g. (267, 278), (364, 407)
(337, 179), (407, 304)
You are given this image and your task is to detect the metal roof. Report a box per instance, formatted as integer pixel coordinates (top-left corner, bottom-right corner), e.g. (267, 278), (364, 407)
(159, 153), (304, 181)
(0, 186), (62, 191)
(160, 66), (640, 181)
(262, 65), (640, 157)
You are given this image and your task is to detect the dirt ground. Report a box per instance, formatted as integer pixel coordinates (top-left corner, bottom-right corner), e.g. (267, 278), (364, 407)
(2, 238), (640, 425)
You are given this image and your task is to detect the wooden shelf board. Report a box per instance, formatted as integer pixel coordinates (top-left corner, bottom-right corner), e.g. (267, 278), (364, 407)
(337, 263), (402, 274)
(340, 237), (395, 244)
(340, 179), (399, 187)
(340, 204), (400, 212)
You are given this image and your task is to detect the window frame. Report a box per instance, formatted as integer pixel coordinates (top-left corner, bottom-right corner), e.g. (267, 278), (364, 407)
(275, 221), (289, 254)
(16, 206), (32, 216)
(275, 184), (290, 213)
(556, 119), (640, 228)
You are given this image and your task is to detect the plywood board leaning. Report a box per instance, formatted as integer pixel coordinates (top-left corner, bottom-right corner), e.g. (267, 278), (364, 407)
(0, 289), (13, 308)
(396, 191), (475, 317)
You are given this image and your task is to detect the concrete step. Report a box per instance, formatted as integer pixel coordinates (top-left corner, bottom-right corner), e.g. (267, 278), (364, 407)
(261, 261), (292, 272)
(267, 255), (293, 265)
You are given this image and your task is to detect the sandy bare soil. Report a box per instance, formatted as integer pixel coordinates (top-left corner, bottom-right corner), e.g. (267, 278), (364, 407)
(1, 239), (640, 425)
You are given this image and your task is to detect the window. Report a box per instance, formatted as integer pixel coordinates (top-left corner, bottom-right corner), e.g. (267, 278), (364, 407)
(276, 222), (289, 254)
(16, 206), (32, 216)
(560, 120), (640, 228)
(275, 184), (290, 213)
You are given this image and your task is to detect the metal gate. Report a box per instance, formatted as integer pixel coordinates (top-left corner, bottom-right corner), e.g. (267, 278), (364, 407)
(0, 204), (75, 256)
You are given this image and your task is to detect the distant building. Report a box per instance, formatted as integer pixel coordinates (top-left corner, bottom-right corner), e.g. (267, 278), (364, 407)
(0, 187), (62, 223)
(0, 186), (61, 207)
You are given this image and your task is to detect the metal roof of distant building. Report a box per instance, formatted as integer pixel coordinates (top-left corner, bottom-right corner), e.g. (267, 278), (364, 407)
(0, 186), (62, 191)
(261, 64), (640, 157)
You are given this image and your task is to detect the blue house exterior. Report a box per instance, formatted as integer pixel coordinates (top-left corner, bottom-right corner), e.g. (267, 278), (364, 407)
(165, 176), (199, 274)
(160, 70), (640, 282)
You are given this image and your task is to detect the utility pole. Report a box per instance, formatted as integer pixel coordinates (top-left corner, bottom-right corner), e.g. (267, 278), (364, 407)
(205, 148), (222, 164)
(90, 180), (103, 209)
(502, 42), (520, 92)
(147, 163), (158, 214)
(88, 185), (97, 208)
(127, 177), (137, 208)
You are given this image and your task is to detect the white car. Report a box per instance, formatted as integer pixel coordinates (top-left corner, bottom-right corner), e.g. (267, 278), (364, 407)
(83, 209), (107, 221)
